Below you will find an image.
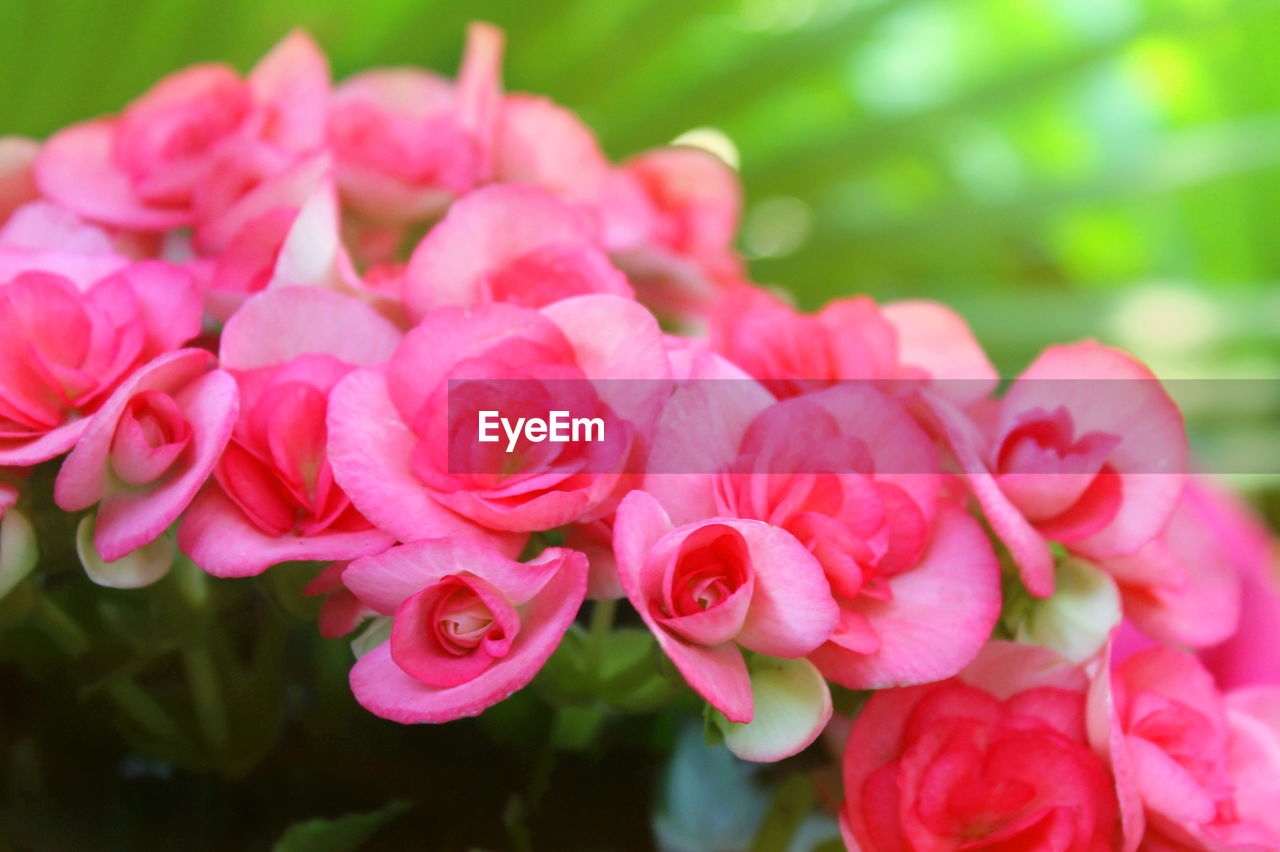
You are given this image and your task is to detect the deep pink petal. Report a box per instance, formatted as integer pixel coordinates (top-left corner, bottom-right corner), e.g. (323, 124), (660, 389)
(177, 485), (393, 577)
(326, 366), (524, 553)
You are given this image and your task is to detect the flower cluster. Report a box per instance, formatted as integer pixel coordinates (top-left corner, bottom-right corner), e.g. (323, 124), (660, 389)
(1, 23), (1277, 849)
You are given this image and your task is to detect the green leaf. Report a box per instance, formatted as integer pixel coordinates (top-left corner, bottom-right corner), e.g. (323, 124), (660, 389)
(272, 800), (411, 852)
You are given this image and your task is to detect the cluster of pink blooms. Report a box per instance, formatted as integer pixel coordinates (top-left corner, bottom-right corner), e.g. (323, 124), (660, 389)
(1, 23), (1278, 850)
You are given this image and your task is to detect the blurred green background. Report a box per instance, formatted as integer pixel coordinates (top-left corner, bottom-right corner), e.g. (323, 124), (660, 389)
(4, 0), (1277, 490)
(0, 1), (1278, 847)
(3, 0), (1279, 376)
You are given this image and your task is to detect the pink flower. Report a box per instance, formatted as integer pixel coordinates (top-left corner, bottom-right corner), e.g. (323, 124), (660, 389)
(932, 341), (1187, 598)
(645, 361), (1001, 689)
(612, 490), (838, 730)
(1088, 645), (1280, 850)
(400, 184), (632, 320)
(0, 200), (132, 289)
(1097, 480), (1245, 649)
(192, 164), (374, 321)
(53, 349), (238, 562)
(492, 95), (651, 252)
(613, 147), (744, 316)
(342, 538), (587, 723)
(708, 287), (997, 403)
(177, 288), (401, 577)
(843, 641), (1120, 851)
(0, 262), (201, 466)
(0, 137), (39, 225)
(1194, 484), (1280, 691)
(328, 294), (670, 539)
(36, 31), (329, 231)
(329, 23), (503, 223)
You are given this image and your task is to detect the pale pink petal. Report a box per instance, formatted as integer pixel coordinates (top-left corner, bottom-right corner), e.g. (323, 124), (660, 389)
(809, 504), (1001, 689)
(725, 519), (837, 659)
(960, 640), (1090, 698)
(882, 299), (997, 404)
(1225, 688), (1280, 841)
(35, 121), (190, 230)
(344, 538), (566, 615)
(495, 95), (611, 206)
(248, 29), (330, 152)
(539, 294), (672, 424)
(454, 21), (504, 180)
(110, 260), (203, 353)
(220, 287), (401, 370)
(924, 389), (1055, 597)
(402, 183), (607, 318)
(267, 181), (361, 293)
(1085, 639), (1146, 852)
(643, 350), (773, 523)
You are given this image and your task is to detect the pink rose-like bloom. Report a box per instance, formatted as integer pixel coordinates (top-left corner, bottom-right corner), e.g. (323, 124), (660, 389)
(329, 23), (503, 223)
(343, 538), (587, 723)
(401, 184), (632, 320)
(612, 489), (838, 726)
(843, 642), (1120, 851)
(933, 341), (1188, 598)
(328, 294), (670, 540)
(613, 147), (744, 316)
(36, 31), (328, 231)
(0, 262), (201, 466)
(1089, 646), (1280, 850)
(645, 372), (1001, 690)
(54, 349), (238, 562)
(177, 288), (401, 577)
(708, 287), (998, 405)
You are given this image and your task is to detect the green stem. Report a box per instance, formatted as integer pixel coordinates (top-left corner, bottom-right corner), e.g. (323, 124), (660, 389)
(32, 596), (89, 658)
(588, 598), (617, 672)
(101, 678), (185, 745)
(182, 645), (227, 751)
(33, 593), (185, 749)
